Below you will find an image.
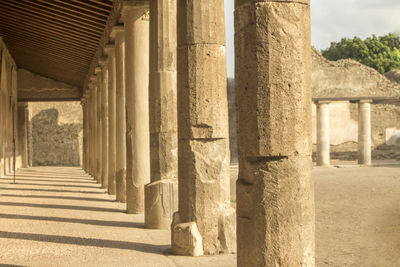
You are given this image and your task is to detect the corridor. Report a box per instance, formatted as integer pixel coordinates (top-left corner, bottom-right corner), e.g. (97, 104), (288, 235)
(0, 167), (235, 266)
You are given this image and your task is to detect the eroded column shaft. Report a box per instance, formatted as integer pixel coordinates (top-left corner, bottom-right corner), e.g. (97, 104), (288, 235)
(235, 0), (315, 266)
(317, 102), (330, 166)
(358, 101), (372, 165)
(145, 0), (178, 230)
(172, 0), (235, 256)
(124, 5), (150, 214)
(113, 27), (127, 203)
(101, 65), (109, 188)
(106, 47), (117, 195)
(96, 72), (103, 183)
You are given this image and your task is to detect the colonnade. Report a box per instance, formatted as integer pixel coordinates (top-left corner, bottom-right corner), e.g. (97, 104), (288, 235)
(81, 0), (314, 265)
(315, 100), (372, 166)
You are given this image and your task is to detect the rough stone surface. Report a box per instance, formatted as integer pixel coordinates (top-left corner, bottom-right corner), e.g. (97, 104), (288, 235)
(145, 179), (177, 229)
(176, 0), (235, 255)
(145, 0), (178, 229)
(112, 27), (127, 203)
(124, 6), (151, 214)
(235, 1), (314, 266)
(28, 102), (82, 167)
(171, 213), (203, 256)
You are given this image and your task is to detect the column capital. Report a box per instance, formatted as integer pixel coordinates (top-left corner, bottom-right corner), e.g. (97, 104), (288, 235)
(98, 56), (108, 67)
(315, 100), (330, 105)
(104, 44), (115, 56)
(121, 0), (149, 22)
(95, 67), (102, 74)
(358, 99), (373, 104)
(110, 25), (124, 40)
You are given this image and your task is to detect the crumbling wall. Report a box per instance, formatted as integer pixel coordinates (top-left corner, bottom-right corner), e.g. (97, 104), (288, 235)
(312, 48), (400, 147)
(28, 102), (82, 166)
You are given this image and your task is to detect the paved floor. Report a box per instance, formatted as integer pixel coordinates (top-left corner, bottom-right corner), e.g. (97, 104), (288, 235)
(0, 167), (235, 267)
(1, 165), (400, 266)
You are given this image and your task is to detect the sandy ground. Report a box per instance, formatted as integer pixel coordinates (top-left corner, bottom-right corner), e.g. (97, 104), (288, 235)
(1, 165), (400, 266)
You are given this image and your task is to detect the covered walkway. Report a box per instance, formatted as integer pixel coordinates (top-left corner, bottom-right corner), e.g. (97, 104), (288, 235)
(0, 167), (235, 266)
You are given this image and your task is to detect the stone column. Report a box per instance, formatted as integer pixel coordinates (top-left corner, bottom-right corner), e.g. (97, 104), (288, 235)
(105, 45), (117, 195)
(81, 97), (87, 172)
(235, 1), (315, 266)
(144, 0), (178, 230)
(100, 58), (109, 189)
(89, 78), (97, 178)
(316, 101), (330, 166)
(111, 26), (127, 203)
(358, 100), (372, 165)
(122, 2), (150, 214)
(172, 0), (235, 256)
(17, 102), (28, 168)
(95, 68), (103, 183)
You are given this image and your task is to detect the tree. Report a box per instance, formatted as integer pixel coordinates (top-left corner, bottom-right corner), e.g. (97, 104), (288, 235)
(321, 33), (400, 74)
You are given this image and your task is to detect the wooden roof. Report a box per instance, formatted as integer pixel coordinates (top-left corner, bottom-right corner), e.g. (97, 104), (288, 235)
(0, 0), (114, 89)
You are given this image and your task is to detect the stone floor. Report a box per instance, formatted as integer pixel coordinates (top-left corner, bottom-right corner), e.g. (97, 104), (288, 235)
(1, 165), (400, 266)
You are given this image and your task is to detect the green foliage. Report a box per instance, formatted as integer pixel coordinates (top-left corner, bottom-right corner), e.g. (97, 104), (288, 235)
(321, 33), (400, 74)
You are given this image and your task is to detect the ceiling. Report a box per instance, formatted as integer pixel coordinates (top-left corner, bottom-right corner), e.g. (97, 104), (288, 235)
(0, 0), (114, 89)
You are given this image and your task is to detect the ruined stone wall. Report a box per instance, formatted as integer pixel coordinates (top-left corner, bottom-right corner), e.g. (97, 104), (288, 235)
(28, 102), (83, 166)
(312, 48), (400, 147)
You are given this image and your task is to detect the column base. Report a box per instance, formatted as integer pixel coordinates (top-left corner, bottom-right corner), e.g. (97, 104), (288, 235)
(144, 178), (178, 229)
(171, 212), (203, 256)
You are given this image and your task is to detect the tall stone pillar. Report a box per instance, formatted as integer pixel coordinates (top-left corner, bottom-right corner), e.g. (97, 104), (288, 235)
(111, 26), (127, 203)
(81, 97), (87, 172)
(105, 45), (117, 195)
(95, 68), (103, 183)
(358, 100), (372, 165)
(235, 1), (315, 266)
(100, 59), (109, 189)
(172, 0), (235, 256)
(144, 0), (178, 230)
(316, 101), (330, 166)
(17, 102), (28, 168)
(89, 78), (97, 178)
(122, 1), (150, 214)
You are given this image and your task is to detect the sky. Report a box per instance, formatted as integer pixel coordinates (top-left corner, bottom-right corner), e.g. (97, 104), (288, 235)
(224, 0), (400, 77)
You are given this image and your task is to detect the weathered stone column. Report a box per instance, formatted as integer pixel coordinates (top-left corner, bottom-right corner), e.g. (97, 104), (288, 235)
(105, 45), (117, 195)
(95, 68), (103, 183)
(235, 0), (315, 266)
(89, 79), (97, 178)
(358, 100), (372, 165)
(100, 58), (109, 189)
(316, 101), (330, 166)
(122, 1), (150, 214)
(17, 102), (28, 168)
(144, 0), (178, 230)
(81, 97), (88, 172)
(111, 26), (127, 203)
(172, 0), (235, 256)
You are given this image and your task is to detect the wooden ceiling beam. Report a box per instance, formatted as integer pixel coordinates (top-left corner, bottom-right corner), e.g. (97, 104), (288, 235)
(4, 39), (92, 63)
(87, 0), (113, 8)
(0, 1), (103, 34)
(20, 0), (106, 27)
(0, 17), (99, 47)
(11, 51), (88, 74)
(0, 5), (101, 38)
(68, 0), (111, 13)
(0, 24), (98, 51)
(53, 0), (109, 18)
(0, 32), (93, 61)
(9, 47), (89, 69)
(0, 11), (99, 42)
